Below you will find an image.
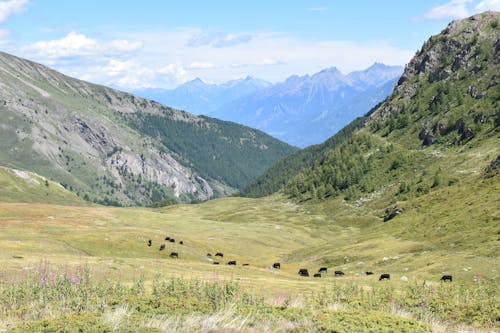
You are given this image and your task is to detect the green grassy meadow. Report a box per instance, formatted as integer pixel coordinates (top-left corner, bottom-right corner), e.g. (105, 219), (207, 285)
(0, 167), (498, 331)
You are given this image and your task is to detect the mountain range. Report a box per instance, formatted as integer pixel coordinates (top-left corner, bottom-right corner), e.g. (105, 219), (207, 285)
(210, 63), (403, 147)
(0, 52), (295, 206)
(132, 76), (272, 115)
(133, 64), (403, 147)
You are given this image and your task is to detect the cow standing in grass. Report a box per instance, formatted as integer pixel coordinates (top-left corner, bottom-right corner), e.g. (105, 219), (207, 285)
(440, 275), (452, 282)
(379, 273), (390, 281)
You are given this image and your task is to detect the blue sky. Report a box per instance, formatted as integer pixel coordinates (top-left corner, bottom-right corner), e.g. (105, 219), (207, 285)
(0, 0), (498, 88)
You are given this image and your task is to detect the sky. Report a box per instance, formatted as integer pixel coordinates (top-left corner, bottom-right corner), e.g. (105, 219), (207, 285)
(0, 0), (498, 89)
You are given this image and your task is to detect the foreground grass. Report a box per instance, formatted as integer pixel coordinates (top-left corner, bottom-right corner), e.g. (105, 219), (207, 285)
(1, 262), (497, 332)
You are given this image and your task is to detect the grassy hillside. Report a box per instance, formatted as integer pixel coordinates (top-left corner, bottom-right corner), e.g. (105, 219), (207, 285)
(0, 51), (295, 206)
(0, 166), (85, 205)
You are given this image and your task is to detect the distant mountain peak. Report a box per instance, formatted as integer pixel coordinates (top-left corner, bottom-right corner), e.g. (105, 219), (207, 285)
(318, 66), (343, 75)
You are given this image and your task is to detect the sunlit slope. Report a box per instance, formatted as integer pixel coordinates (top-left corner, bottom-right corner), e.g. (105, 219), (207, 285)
(0, 166), (85, 205)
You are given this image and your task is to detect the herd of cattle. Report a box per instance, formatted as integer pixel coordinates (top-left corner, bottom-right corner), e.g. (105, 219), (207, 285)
(146, 238), (453, 282)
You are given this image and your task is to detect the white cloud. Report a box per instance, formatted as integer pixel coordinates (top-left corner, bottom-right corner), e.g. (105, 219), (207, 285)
(474, 0), (500, 12)
(158, 63), (188, 83)
(28, 32), (98, 58)
(0, 0), (29, 23)
(421, 0), (473, 20)
(109, 39), (143, 52)
(187, 32), (253, 48)
(18, 27), (413, 90)
(25, 31), (143, 59)
(188, 62), (216, 69)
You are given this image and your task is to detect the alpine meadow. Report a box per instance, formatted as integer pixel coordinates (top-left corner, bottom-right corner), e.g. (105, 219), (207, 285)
(0, 5), (499, 333)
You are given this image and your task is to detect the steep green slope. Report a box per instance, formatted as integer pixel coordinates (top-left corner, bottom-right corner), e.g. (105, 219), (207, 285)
(124, 113), (295, 189)
(240, 114), (369, 197)
(284, 12), (499, 202)
(0, 166), (85, 205)
(0, 52), (295, 206)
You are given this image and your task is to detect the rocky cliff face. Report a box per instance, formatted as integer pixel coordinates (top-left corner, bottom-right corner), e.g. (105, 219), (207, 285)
(0, 52), (294, 205)
(370, 11), (498, 147)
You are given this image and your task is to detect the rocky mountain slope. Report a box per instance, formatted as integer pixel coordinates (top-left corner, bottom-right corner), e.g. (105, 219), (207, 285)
(132, 76), (272, 115)
(243, 11), (499, 202)
(209, 63), (403, 147)
(0, 52), (295, 206)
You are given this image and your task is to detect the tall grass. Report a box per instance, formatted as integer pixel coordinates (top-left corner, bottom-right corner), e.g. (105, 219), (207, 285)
(1, 262), (497, 332)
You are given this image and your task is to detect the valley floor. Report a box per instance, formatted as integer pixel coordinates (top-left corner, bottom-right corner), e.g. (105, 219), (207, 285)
(0, 175), (498, 332)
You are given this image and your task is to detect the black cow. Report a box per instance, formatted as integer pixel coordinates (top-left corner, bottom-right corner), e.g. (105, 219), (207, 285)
(207, 253), (212, 257)
(366, 271), (374, 275)
(159, 244), (165, 251)
(147, 239), (152, 246)
(165, 237), (170, 241)
(440, 275), (452, 282)
(273, 262), (281, 269)
(242, 263), (249, 266)
(227, 260), (237, 265)
(215, 252), (224, 257)
(298, 268), (309, 277)
(334, 271), (345, 276)
(379, 273), (390, 281)
(213, 261), (219, 265)
(313, 273), (321, 278)
(318, 267), (327, 273)
(169, 238), (175, 243)
(170, 252), (178, 258)
(179, 241), (184, 245)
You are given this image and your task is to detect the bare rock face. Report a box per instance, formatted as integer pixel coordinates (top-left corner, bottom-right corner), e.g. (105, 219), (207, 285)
(106, 150), (213, 200)
(484, 155), (500, 178)
(383, 205), (403, 222)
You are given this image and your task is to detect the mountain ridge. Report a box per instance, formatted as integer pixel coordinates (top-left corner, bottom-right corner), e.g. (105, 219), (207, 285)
(132, 76), (272, 115)
(0, 51), (296, 206)
(208, 63), (403, 147)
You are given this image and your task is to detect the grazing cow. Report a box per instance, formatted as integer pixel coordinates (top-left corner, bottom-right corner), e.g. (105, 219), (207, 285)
(242, 263), (249, 266)
(318, 267), (327, 273)
(159, 244), (165, 251)
(169, 238), (175, 243)
(147, 239), (152, 246)
(213, 261), (219, 265)
(314, 273), (321, 278)
(170, 252), (178, 258)
(298, 269), (309, 277)
(207, 253), (212, 257)
(366, 271), (374, 275)
(179, 241), (184, 245)
(227, 260), (237, 265)
(440, 275), (452, 282)
(165, 237), (170, 241)
(215, 252), (224, 257)
(379, 273), (390, 281)
(334, 271), (345, 276)
(273, 262), (281, 269)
